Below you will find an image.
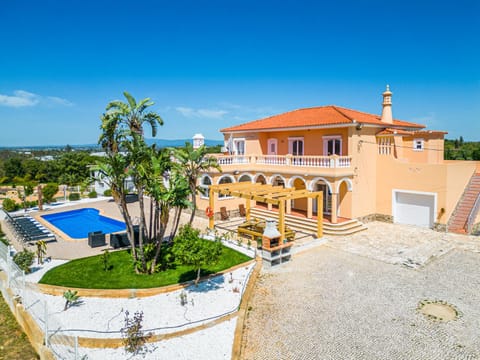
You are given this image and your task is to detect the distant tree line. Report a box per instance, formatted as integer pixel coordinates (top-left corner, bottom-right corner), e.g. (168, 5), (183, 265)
(444, 137), (480, 160)
(0, 150), (96, 186)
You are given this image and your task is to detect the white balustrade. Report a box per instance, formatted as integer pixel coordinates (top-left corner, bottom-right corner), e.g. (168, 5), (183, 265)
(213, 155), (351, 169)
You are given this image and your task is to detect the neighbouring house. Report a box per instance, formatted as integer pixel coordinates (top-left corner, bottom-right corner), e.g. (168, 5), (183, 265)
(197, 86), (480, 235)
(90, 152), (135, 196)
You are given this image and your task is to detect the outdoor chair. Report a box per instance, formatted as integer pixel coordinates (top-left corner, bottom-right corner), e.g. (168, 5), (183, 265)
(110, 232), (130, 249)
(220, 206), (229, 220)
(239, 204), (246, 217)
(88, 231), (106, 248)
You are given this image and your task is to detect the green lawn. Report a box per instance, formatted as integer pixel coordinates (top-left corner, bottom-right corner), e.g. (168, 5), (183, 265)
(39, 245), (251, 289)
(0, 293), (39, 360)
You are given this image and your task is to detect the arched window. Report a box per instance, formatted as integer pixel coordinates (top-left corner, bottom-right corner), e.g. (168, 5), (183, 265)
(199, 176), (212, 198)
(238, 174), (253, 183)
(218, 175), (234, 199)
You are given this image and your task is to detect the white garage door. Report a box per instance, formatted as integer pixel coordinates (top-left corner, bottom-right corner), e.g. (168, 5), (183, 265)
(393, 191), (436, 228)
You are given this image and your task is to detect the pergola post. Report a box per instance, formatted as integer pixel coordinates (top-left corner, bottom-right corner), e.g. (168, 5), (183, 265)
(208, 187), (214, 230)
(286, 199), (291, 214)
(317, 193), (323, 238)
(307, 197), (312, 218)
(279, 199), (285, 242)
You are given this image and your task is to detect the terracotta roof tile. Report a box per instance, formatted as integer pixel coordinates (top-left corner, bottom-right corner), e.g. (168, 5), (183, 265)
(376, 129), (448, 137)
(221, 105), (425, 133)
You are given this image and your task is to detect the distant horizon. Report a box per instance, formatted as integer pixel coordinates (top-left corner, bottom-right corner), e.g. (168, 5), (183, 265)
(0, 137), (225, 149)
(1, 0), (478, 146)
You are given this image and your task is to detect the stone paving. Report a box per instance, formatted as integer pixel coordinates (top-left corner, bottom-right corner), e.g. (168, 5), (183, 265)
(325, 222), (480, 268)
(2, 199), (209, 260)
(241, 222), (480, 359)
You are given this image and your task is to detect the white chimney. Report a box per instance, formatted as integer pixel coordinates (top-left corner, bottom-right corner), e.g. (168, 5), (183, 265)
(192, 133), (205, 149)
(381, 85), (393, 124)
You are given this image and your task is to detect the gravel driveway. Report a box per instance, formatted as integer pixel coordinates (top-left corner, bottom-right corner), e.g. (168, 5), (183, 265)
(240, 222), (480, 359)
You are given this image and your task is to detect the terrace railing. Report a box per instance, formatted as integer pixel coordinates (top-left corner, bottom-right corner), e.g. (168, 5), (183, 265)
(212, 154), (351, 169)
(215, 155), (249, 166)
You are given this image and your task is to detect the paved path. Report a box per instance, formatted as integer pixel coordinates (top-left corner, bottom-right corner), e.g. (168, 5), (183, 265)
(241, 223), (480, 359)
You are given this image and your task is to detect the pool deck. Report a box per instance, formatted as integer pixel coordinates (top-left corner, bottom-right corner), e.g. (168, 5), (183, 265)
(3, 198), (209, 260)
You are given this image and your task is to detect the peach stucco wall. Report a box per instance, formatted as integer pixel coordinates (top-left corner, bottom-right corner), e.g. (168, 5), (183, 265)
(401, 135), (444, 164)
(226, 129), (349, 156)
(348, 127), (378, 218)
(374, 157), (477, 224)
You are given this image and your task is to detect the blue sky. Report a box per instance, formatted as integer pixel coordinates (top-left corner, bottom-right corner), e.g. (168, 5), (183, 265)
(0, 0), (478, 146)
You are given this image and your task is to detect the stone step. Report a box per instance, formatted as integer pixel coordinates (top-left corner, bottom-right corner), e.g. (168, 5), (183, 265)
(250, 208), (367, 236)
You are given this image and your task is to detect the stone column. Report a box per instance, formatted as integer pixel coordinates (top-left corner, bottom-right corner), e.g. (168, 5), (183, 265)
(331, 193), (338, 223)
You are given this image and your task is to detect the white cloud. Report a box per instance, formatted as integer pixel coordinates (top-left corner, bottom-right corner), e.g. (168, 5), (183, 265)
(0, 90), (73, 108)
(46, 96), (74, 106)
(176, 106), (228, 119)
(0, 90), (39, 107)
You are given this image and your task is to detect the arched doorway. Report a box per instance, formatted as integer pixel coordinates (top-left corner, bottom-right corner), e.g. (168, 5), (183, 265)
(255, 174), (267, 184)
(270, 175), (286, 187)
(337, 178), (353, 218)
(290, 177), (307, 212)
(310, 178), (333, 215)
(238, 174), (253, 183)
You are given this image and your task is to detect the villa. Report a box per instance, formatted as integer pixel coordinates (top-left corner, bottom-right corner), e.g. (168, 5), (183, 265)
(197, 86), (480, 235)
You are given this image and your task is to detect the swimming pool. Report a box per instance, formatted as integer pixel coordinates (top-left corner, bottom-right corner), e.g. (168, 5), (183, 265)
(42, 208), (126, 239)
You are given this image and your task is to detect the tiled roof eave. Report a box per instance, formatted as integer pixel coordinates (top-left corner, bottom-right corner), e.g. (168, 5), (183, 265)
(221, 122), (354, 133)
(221, 121), (424, 134)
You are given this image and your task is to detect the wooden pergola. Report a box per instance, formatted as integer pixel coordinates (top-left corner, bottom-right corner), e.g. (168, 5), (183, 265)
(208, 183), (323, 240)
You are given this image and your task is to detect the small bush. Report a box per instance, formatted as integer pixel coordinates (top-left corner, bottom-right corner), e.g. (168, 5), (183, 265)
(2, 198), (19, 212)
(101, 249), (111, 271)
(25, 200), (38, 208)
(13, 249), (35, 274)
(42, 183), (59, 203)
(103, 189), (112, 197)
(68, 192), (80, 201)
(63, 290), (80, 311)
(121, 310), (151, 355)
(88, 191), (97, 199)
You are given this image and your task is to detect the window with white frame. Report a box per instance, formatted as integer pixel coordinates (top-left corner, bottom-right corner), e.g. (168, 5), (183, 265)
(288, 137), (304, 155)
(199, 176), (212, 198)
(233, 138), (246, 155)
(267, 138), (278, 155)
(413, 138), (424, 151)
(323, 135), (342, 156)
(218, 176), (234, 198)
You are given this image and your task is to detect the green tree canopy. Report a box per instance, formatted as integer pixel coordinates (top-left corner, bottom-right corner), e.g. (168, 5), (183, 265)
(172, 225), (222, 285)
(42, 183), (59, 203)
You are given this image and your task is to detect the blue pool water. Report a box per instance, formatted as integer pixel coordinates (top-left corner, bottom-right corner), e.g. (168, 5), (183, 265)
(42, 208), (126, 239)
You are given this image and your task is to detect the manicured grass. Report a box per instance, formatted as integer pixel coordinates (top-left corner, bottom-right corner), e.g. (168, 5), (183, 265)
(0, 293), (39, 360)
(39, 244), (252, 289)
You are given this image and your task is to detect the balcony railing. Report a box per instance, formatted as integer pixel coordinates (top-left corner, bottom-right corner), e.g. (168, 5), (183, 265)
(216, 155), (250, 165)
(212, 154), (351, 168)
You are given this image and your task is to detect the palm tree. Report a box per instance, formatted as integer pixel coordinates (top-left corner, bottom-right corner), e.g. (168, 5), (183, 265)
(98, 92), (163, 273)
(172, 142), (221, 224)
